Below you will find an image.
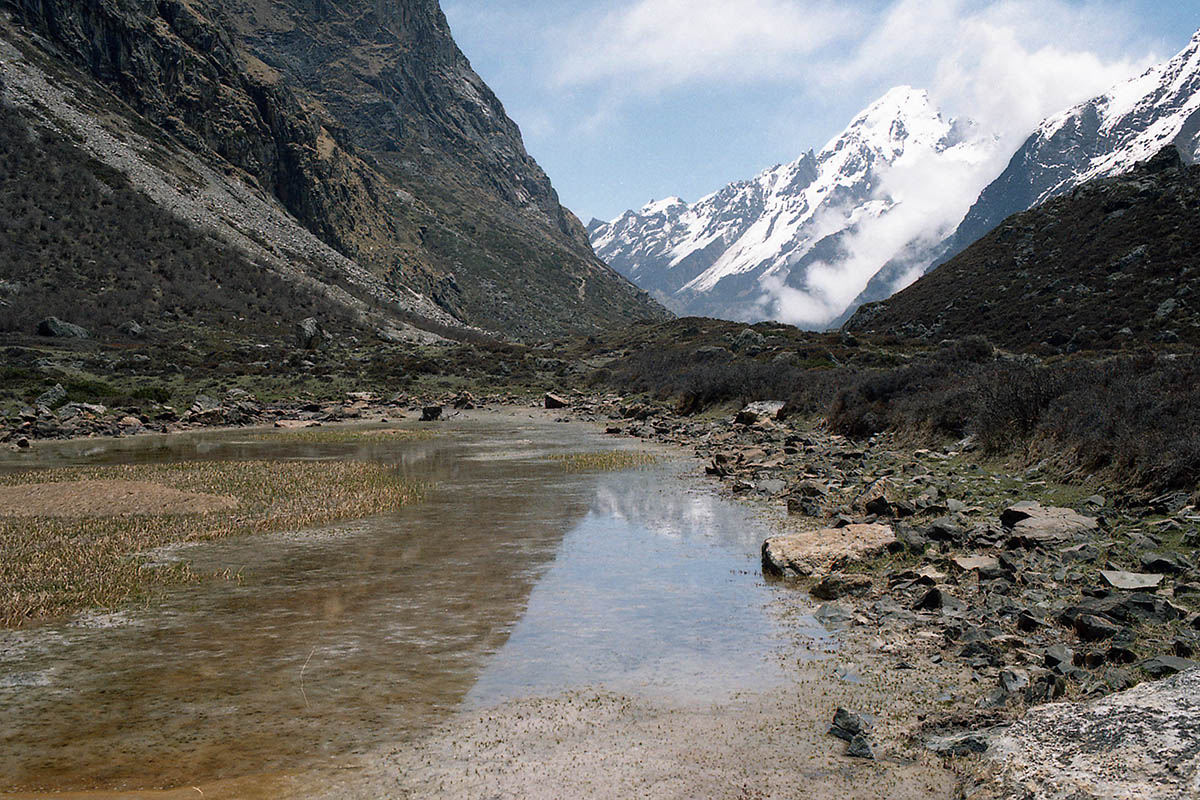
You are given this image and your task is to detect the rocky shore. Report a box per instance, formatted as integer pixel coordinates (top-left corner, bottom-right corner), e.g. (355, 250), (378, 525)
(557, 390), (1200, 797)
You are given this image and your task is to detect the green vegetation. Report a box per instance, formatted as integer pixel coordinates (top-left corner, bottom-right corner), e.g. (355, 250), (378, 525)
(0, 461), (423, 627)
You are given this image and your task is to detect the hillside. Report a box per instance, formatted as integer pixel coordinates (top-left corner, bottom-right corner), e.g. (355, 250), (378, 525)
(0, 0), (664, 341)
(844, 147), (1200, 351)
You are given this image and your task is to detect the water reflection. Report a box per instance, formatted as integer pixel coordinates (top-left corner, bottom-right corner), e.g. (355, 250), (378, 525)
(0, 417), (825, 794)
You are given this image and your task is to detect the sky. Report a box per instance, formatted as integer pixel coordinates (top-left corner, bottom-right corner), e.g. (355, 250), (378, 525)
(441, 0), (1200, 225)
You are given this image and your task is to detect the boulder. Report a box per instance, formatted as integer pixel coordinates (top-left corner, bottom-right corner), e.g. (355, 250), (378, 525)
(420, 405), (443, 422)
(735, 400), (784, 425)
(35, 384), (67, 408)
(761, 523), (896, 578)
(295, 317), (327, 350)
(37, 316), (89, 338)
(119, 320), (145, 338)
(544, 393), (570, 410)
(988, 668), (1200, 799)
(1001, 501), (1098, 548)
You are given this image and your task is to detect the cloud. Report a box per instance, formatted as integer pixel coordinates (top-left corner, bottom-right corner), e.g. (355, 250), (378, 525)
(757, 0), (1160, 327)
(553, 0), (864, 92)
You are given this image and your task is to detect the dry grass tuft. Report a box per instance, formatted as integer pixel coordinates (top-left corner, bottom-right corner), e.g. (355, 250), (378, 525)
(0, 460), (423, 627)
(248, 428), (437, 444)
(550, 451), (660, 473)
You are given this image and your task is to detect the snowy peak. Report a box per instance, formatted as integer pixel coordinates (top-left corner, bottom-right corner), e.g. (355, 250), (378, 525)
(946, 27), (1200, 263)
(638, 197), (688, 216)
(827, 86), (949, 159)
(590, 87), (999, 326)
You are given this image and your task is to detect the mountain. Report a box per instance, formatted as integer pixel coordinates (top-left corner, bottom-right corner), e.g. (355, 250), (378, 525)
(589, 87), (996, 327)
(844, 147), (1200, 350)
(0, 0), (664, 342)
(843, 28), (1200, 320)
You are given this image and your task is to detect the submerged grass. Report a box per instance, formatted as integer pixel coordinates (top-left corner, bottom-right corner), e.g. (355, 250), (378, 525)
(248, 427), (437, 444)
(0, 460), (423, 627)
(550, 450), (660, 473)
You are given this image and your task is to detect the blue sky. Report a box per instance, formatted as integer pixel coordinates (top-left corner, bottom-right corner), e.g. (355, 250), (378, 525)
(442, 1), (1200, 224)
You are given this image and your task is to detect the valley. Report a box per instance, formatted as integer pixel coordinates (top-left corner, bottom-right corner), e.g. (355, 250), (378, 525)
(2, 0), (1200, 797)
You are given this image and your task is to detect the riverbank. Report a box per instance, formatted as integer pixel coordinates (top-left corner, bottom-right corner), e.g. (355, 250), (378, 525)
(3, 394), (1198, 797)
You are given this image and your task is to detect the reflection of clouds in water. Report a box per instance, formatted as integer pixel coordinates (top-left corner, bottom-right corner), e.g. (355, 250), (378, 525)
(466, 465), (803, 706)
(588, 466), (766, 553)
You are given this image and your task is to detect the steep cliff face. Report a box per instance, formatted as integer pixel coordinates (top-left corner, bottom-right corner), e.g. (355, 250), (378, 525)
(0, 0), (663, 338)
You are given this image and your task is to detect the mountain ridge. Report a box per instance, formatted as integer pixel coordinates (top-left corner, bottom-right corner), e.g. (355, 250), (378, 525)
(589, 86), (994, 327)
(0, 0), (665, 341)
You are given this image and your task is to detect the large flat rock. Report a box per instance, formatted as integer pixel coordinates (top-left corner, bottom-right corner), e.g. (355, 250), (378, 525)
(762, 523), (896, 578)
(987, 668), (1200, 799)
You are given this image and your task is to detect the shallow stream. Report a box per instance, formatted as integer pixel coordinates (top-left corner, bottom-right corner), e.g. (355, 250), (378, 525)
(0, 412), (823, 795)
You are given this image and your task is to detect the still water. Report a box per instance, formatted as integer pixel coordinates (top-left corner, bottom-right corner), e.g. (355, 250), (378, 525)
(0, 413), (821, 793)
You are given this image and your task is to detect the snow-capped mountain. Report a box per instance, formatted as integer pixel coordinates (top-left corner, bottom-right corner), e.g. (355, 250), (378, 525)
(845, 28), (1200, 319)
(589, 87), (997, 326)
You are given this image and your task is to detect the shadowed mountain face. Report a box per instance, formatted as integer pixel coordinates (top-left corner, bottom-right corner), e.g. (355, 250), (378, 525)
(0, 0), (665, 340)
(845, 148), (1200, 352)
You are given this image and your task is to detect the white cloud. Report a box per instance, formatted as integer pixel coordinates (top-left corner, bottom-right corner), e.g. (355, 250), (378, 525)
(553, 0), (864, 92)
(757, 0), (1160, 327)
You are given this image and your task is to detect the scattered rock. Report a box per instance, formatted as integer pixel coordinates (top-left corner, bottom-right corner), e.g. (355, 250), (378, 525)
(37, 316), (89, 338)
(810, 572), (873, 600)
(1101, 570), (1164, 591)
(420, 406), (443, 422)
(735, 400), (784, 425)
(15, 436), (30, 449)
(1074, 614), (1120, 642)
(761, 524), (896, 578)
(952, 555), (1000, 573)
(544, 393), (570, 410)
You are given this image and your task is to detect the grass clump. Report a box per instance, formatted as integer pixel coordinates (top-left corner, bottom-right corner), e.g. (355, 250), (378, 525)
(550, 451), (660, 472)
(0, 460), (423, 627)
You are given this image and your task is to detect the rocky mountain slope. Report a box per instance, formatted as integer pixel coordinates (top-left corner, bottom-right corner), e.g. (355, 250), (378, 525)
(0, 0), (663, 341)
(589, 87), (995, 326)
(844, 146), (1200, 351)
(845, 28), (1200, 319)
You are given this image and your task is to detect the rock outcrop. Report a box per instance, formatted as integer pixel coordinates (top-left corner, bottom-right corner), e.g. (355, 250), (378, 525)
(985, 668), (1200, 799)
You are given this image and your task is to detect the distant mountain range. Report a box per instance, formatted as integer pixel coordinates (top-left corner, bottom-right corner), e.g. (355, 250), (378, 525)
(594, 29), (1200, 329)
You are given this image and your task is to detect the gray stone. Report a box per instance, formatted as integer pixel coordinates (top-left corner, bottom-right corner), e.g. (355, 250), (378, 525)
(810, 572), (873, 601)
(1141, 656), (1199, 678)
(295, 317), (327, 350)
(544, 393), (570, 410)
(846, 733), (875, 759)
(35, 384), (67, 408)
(829, 707), (870, 742)
(926, 730), (993, 757)
(1101, 570), (1164, 591)
(37, 316), (89, 338)
(989, 668), (1200, 799)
